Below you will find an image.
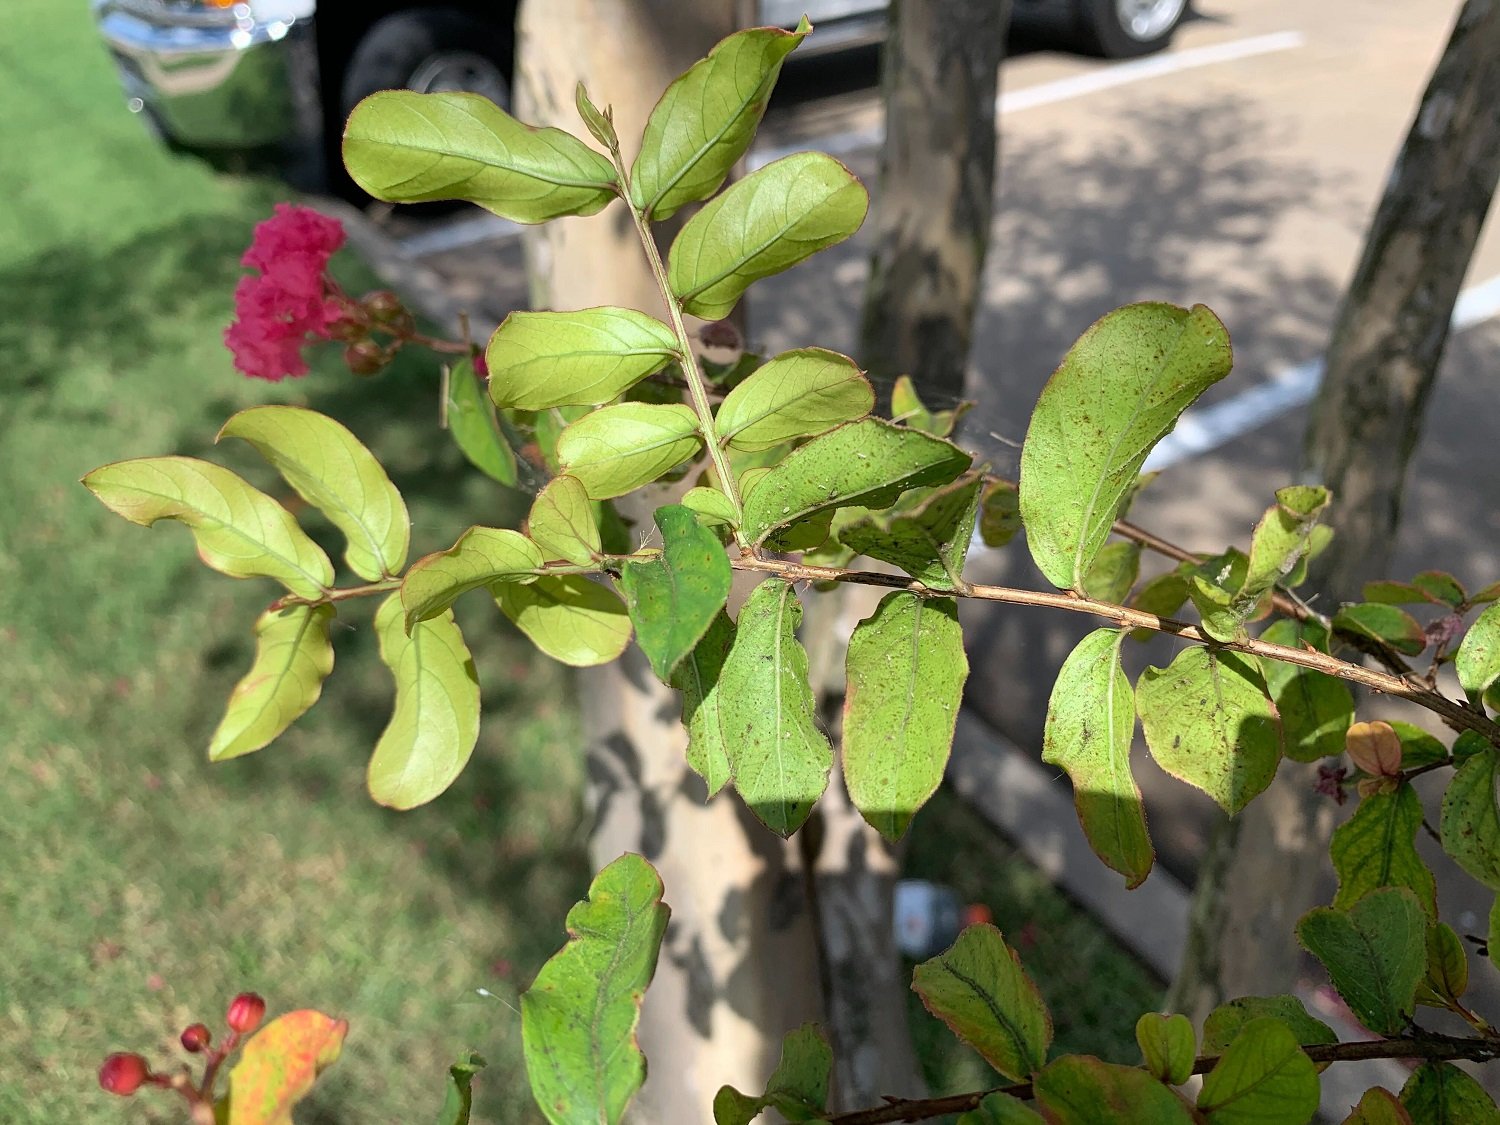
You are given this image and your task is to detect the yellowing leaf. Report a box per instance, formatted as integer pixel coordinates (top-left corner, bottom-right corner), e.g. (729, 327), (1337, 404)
(209, 605), (334, 761)
(223, 1010), (347, 1125)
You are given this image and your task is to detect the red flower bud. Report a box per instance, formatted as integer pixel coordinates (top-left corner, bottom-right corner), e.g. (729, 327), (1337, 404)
(99, 1053), (151, 1096)
(225, 992), (266, 1034)
(343, 341), (390, 377)
(180, 1023), (212, 1053)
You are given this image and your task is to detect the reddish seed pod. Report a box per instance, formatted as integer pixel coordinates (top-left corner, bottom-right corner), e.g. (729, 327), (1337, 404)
(180, 1023), (212, 1053)
(343, 341), (389, 377)
(225, 992), (266, 1034)
(99, 1052), (151, 1096)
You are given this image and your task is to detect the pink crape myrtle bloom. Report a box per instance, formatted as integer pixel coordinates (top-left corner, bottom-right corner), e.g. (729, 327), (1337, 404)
(224, 204), (350, 381)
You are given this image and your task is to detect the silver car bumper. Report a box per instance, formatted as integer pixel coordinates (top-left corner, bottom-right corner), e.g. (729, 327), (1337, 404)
(93, 1), (320, 151)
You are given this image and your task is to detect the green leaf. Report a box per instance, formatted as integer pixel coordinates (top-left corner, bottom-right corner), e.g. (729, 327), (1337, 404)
(911, 923), (1052, 1081)
(1201, 997), (1336, 1072)
(521, 853), (669, 1125)
(223, 1010), (347, 1125)
(447, 358), (518, 486)
(717, 580), (832, 836)
(632, 19), (810, 220)
(1136, 647), (1282, 815)
(402, 527), (545, 628)
(1414, 570), (1467, 608)
(1330, 786), (1437, 914)
(711, 1023), (830, 1125)
(83, 456), (333, 599)
(209, 605), (335, 762)
(1042, 629), (1152, 888)
(1032, 1056), (1194, 1124)
(368, 594), (480, 809)
(713, 347), (873, 452)
(1128, 571), (1190, 640)
(667, 151), (869, 320)
(573, 82), (617, 150)
(1341, 1087), (1412, 1125)
(1081, 542), (1141, 604)
(1491, 896), (1500, 974)
(527, 475), (601, 565)
(680, 486), (739, 527)
(1196, 1017), (1319, 1125)
(495, 575), (632, 668)
(670, 610), (736, 796)
(1457, 604), (1500, 698)
(219, 405), (409, 582)
(1400, 1062), (1500, 1124)
(1363, 581), (1429, 606)
(841, 478), (981, 590)
(1296, 887), (1428, 1035)
(486, 308), (679, 410)
(892, 374), (968, 438)
(1259, 620), (1353, 762)
(843, 592), (967, 842)
(1234, 485), (1330, 617)
(1136, 1012), (1196, 1085)
(1018, 303), (1232, 590)
(979, 480), (1022, 548)
(620, 505), (732, 681)
(1420, 921), (1468, 1006)
(1440, 748), (1500, 890)
(1333, 603), (1427, 656)
(740, 419), (970, 545)
(557, 403), (703, 500)
(343, 90), (616, 221)
(957, 1093), (1047, 1125)
(434, 1052), (486, 1125)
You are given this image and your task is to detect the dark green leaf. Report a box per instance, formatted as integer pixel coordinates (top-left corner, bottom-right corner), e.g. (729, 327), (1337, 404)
(620, 505), (732, 681)
(717, 580), (832, 836)
(1127, 571), (1190, 640)
(1333, 603), (1427, 656)
(670, 610), (736, 796)
(711, 1023), (830, 1125)
(957, 1092), (1046, 1125)
(1440, 748), (1500, 890)
(1399, 1062), (1500, 1124)
(1081, 542), (1141, 604)
(1196, 1017), (1319, 1125)
(843, 592), (967, 842)
(1413, 571), (1466, 608)
(1201, 996), (1336, 1072)
(632, 19), (809, 220)
(667, 151), (868, 320)
(368, 594), (481, 809)
(740, 419), (970, 545)
(1136, 1012), (1195, 1085)
(521, 854), (669, 1125)
(1363, 581), (1429, 606)
(447, 358), (518, 486)
(1296, 887), (1427, 1035)
(343, 91), (616, 221)
(911, 924), (1051, 1081)
(434, 1051), (486, 1125)
(978, 480), (1022, 548)
(1018, 303), (1232, 591)
(1259, 620), (1353, 762)
(495, 575), (632, 667)
(1330, 786), (1437, 915)
(1136, 648), (1282, 815)
(209, 605), (335, 762)
(486, 308), (678, 410)
(1419, 921), (1468, 1006)
(840, 478), (981, 590)
(1042, 629), (1152, 888)
(1032, 1056), (1194, 1124)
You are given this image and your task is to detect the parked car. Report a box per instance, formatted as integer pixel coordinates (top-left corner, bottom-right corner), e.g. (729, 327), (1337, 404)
(92, 0), (1187, 192)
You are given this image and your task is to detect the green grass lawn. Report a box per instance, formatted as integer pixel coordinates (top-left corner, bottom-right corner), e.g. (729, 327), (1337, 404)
(0, 5), (1159, 1122)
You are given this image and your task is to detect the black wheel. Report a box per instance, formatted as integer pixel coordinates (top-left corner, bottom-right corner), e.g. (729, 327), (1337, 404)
(1072, 0), (1187, 58)
(339, 8), (514, 119)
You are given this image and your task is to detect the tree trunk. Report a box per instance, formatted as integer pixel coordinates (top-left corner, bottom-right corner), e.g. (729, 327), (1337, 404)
(859, 0), (1010, 408)
(1169, 0), (1500, 1023)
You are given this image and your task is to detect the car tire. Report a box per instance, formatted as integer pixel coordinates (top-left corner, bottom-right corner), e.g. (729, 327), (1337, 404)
(340, 8), (514, 119)
(1072, 0), (1187, 58)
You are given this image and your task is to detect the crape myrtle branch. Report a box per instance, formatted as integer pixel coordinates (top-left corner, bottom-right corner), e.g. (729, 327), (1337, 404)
(822, 1033), (1500, 1125)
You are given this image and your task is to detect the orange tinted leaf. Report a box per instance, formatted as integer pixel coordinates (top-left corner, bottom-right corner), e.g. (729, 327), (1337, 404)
(1347, 720), (1402, 778)
(223, 1010), (348, 1125)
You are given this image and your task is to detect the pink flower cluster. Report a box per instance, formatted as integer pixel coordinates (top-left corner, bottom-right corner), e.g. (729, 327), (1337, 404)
(224, 204), (348, 381)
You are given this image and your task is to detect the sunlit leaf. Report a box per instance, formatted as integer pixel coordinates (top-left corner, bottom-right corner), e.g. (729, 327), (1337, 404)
(713, 347), (872, 452)
(1296, 887), (1427, 1035)
(680, 486), (740, 527)
(1196, 1017), (1319, 1125)
(1032, 1055), (1193, 1124)
(343, 90), (616, 221)
(1333, 603), (1427, 656)
(557, 402), (702, 500)
(83, 457), (333, 599)
(841, 478), (981, 590)
(209, 605), (334, 762)
(1457, 604), (1500, 698)
(1136, 1012), (1195, 1085)
(1043, 629), (1152, 888)
(368, 594), (480, 809)
(1440, 748), (1500, 890)
(1233, 485), (1329, 618)
(495, 575), (632, 667)
(1201, 996), (1336, 1073)
(402, 527), (544, 628)
(1400, 1062), (1500, 1123)
(1330, 786), (1436, 914)
(668, 151), (868, 320)
(619, 505), (731, 681)
(527, 475), (601, 565)
(712, 1023), (830, 1125)
(1341, 1087), (1412, 1125)
(485, 308), (678, 410)
(223, 1010), (348, 1125)
(1018, 303), (1232, 591)
(521, 854), (669, 1125)
(670, 610), (736, 796)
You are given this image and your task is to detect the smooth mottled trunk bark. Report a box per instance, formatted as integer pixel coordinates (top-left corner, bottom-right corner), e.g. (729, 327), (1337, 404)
(859, 0), (1009, 407)
(1169, 0), (1500, 1023)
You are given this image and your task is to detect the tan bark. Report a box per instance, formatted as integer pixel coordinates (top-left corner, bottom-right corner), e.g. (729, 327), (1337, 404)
(1170, 0), (1500, 1022)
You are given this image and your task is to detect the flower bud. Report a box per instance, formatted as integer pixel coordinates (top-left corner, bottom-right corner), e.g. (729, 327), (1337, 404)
(225, 992), (266, 1034)
(180, 1023), (212, 1053)
(362, 289), (406, 322)
(99, 1052), (150, 1096)
(343, 341), (390, 377)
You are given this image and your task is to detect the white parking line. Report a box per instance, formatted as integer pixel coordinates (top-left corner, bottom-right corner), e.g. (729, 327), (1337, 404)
(396, 30), (1307, 258)
(1143, 272), (1500, 471)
